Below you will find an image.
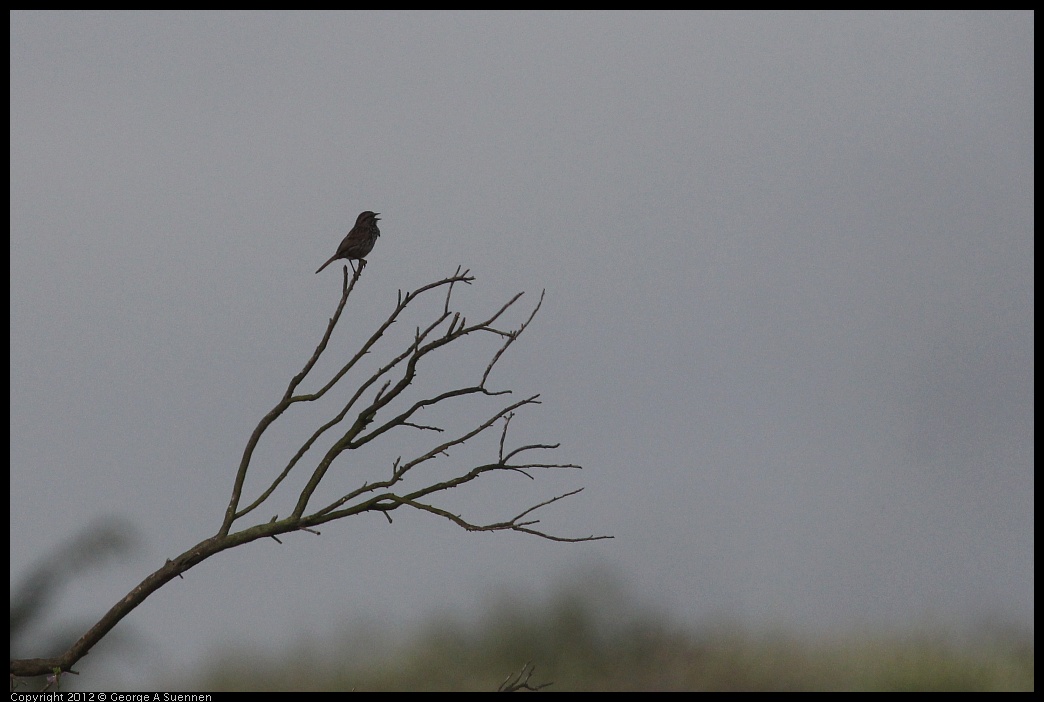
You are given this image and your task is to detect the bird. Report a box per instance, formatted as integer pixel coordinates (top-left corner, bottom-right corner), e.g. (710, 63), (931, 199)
(315, 210), (381, 274)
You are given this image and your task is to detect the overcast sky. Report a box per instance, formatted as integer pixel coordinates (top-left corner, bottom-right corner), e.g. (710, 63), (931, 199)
(10, 11), (1033, 689)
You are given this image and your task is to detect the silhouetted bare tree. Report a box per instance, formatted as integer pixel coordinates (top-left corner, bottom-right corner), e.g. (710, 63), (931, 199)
(10, 266), (609, 686)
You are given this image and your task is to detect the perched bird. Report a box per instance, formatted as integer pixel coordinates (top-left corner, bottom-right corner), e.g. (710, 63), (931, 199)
(315, 211), (381, 274)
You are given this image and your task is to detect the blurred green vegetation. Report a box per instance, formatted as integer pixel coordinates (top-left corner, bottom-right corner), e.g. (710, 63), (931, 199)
(186, 575), (1032, 691)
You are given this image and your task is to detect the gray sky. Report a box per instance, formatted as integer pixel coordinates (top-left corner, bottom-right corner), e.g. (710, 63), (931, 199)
(10, 11), (1033, 688)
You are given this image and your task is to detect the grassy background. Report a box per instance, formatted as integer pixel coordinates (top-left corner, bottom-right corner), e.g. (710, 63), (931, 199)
(185, 578), (1033, 691)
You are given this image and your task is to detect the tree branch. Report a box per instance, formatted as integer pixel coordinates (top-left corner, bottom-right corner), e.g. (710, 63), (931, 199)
(10, 268), (611, 683)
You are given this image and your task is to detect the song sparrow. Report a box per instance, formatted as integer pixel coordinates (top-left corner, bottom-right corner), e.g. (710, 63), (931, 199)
(315, 210), (382, 274)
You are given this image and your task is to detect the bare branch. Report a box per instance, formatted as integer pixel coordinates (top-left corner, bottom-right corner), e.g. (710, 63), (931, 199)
(482, 289), (544, 387)
(10, 270), (612, 684)
(236, 272), (474, 524)
(392, 396), (541, 477)
(220, 263), (365, 535)
(401, 421), (443, 432)
(384, 489), (611, 543)
(498, 412), (514, 462)
(288, 289), (537, 519)
(498, 661), (552, 692)
(307, 395), (540, 520)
